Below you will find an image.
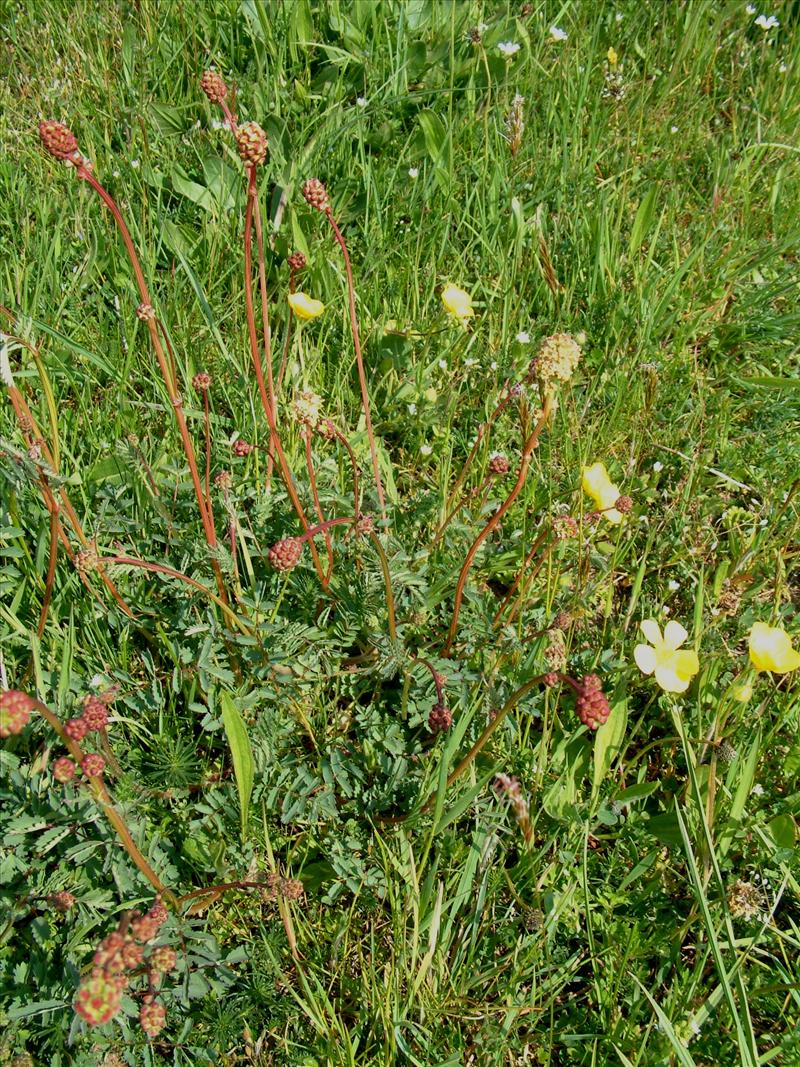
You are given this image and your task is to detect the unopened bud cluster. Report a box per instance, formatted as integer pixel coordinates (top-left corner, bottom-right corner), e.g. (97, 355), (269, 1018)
(488, 452), (510, 476)
(56, 690), (116, 783)
(75, 898), (174, 1034)
(302, 178), (329, 212)
(288, 250), (307, 272)
(200, 69), (228, 103)
(235, 121), (268, 166)
(38, 120), (80, 163)
(428, 702), (453, 734)
(575, 674), (610, 730)
(192, 371), (212, 391)
(232, 439), (254, 457)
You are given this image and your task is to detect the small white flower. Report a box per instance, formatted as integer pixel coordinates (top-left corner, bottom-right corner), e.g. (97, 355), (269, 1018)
(668, 579), (680, 591)
(752, 783), (765, 796)
(516, 330), (531, 344)
(549, 26), (568, 41)
(408, 167), (419, 179)
(755, 14), (779, 29)
(670, 125), (679, 133)
(356, 96), (367, 108)
(464, 357), (477, 368)
(131, 159), (140, 169)
(210, 117), (226, 130)
(615, 11), (623, 21)
(498, 41), (521, 57)
(746, 2), (756, 11)
(90, 674), (105, 689)
(477, 21), (488, 32)
(438, 359), (447, 370)
(689, 1019), (702, 1037)
(490, 360), (498, 370)
(407, 403), (417, 415)
(653, 461), (664, 472)
(662, 605), (671, 616)
(420, 444), (433, 456)
(779, 62), (787, 72)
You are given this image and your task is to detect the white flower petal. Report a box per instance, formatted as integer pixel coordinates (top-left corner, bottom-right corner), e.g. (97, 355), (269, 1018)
(634, 644), (657, 675)
(640, 619), (662, 645)
(663, 620), (688, 650)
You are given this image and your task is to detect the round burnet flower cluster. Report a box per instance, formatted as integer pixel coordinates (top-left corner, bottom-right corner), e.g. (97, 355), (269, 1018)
(536, 332), (582, 389)
(39, 120), (80, 162)
(49, 890), (76, 912)
(268, 537), (304, 572)
(232, 439), (254, 457)
(53, 756), (77, 782)
(302, 178), (329, 212)
(74, 548), (100, 573)
(552, 514), (579, 540)
(214, 470), (232, 492)
(261, 871), (305, 902)
(488, 452), (510, 476)
(544, 629), (567, 671)
(575, 674), (610, 730)
(288, 250), (307, 272)
(76, 898), (172, 1031)
(615, 494), (633, 514)
(140, 996), (167, 1038)
(82, 695), (108, 731)
(200, 69), (228, 103)
(81, 753), (106, 778)
(428, 702), (453, 734)
(0, 690), (33, 737)
(192, 371), (212, 391)
(136, 302), (156, 322)
(235, 121), (268, 166)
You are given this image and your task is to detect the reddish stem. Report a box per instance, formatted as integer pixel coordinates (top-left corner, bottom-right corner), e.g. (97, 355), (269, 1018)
(443, 399), (551, 657)
(74, 164), (229, 607)
(243, 168), (326, 583)
(492, 527), (551, 628)
(325, 209), (387, 522)
(202, 390), (213, 526)
(305, 433), (333, 587)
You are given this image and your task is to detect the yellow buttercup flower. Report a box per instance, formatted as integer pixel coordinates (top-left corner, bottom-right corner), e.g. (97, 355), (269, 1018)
(441, 284), (474, 324)
(288, 292), (325, 320)
(582, 462), (623, 524)
(634, 619), (700, 693)
(607, 46), (618, 67)
(748, 622), (800, 674)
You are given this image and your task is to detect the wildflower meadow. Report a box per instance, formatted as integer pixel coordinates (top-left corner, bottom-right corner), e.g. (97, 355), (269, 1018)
(1, 1), (800, 1064)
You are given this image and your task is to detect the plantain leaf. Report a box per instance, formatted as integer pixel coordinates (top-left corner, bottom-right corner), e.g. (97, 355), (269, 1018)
(220, 693), (254, 841)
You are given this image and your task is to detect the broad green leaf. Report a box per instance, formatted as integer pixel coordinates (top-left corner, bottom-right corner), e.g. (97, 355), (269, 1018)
(220, 693), (254, 840)
(592, 688), (628, 799)
(628, 185), (658, 258)
(718, 731), (760, 859)
(767, 813), (796, 850)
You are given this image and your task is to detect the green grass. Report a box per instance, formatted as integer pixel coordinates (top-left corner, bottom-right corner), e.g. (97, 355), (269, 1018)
(2, 1), (800, 1064)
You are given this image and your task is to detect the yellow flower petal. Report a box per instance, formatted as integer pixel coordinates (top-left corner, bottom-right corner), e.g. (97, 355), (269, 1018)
(288, 292), (325, 320)
(640, 619), (662, 646)
(607, 46), (618, 67)
(441, 284), (474, 321)
(749, 622), (800, 673)
(582, 462), (622, 522)
(654, 663), (691, 693)
(672, 649), (700, 680)
(663, 620), (688, 651)
(634, 643), (657, 675)
(732, 682), (753, 702)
